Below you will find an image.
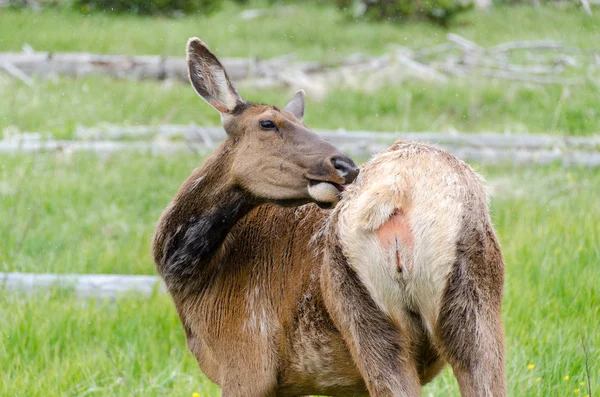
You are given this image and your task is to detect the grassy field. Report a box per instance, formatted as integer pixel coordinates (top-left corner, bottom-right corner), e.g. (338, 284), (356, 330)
(2, 3), (599, 59)
(1, 152), (599, 396)
(2, 3), (600, 137)
(1, 1), (599, 396)
(0, 290), (220, 397)
(3, 74), (600, 139)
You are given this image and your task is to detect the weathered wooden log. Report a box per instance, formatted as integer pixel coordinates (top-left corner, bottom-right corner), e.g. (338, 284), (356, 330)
(460, 55), (566, 75)
(413, 42), (457, 59)
(1, 61), (34, 86)
(1, 272), (166, 298)
(581, 0), (593, 16)
(3, 35), (597, 89)
(70, 125), (600, 151)
(447, 64), (585, 85)
(0, 52), (321, 83)
(442, 146), (600, 167)
(488, 41), (584, 54)
(475, 67), (585, 85)
(3, 129), (600, 167)
(393, 53), (447, 82)
(0, 139), (198, 155)
(446, 33), (481, 53)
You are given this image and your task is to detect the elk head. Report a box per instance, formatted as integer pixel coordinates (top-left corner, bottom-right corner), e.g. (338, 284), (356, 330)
(186, 38), (359, 209)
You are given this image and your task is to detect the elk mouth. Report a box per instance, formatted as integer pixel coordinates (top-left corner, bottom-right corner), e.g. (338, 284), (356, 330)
(307, 179), (349, 208)
(308, 179), (348, 192)
(308, 179), (349, 193)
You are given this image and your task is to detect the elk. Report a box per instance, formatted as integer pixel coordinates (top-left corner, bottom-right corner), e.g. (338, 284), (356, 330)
(152, 38), (506, 397)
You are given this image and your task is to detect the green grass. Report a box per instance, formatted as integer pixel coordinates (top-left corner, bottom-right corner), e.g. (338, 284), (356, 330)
(0, 290), (220, 397)
(0, 152), (201, 275)
(1, 153), (599, 396)
(3, 74), (600, 138)
(2, 3), (600, 137)
(1, 2), (599, 395)
(1, 3), (599, 59)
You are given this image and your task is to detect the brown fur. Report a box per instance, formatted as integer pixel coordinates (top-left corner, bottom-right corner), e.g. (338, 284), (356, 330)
(152, 38), (506, 397)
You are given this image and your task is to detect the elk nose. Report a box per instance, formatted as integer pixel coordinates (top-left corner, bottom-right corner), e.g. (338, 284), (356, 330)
(330, 154), (359, 184)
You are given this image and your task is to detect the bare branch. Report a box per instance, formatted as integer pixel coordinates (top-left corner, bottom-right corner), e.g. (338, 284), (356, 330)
(1, 61), (34, 86)
(581, 0), (593, 15)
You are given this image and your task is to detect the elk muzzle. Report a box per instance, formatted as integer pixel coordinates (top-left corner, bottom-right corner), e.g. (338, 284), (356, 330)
(307, 152), (359, 208)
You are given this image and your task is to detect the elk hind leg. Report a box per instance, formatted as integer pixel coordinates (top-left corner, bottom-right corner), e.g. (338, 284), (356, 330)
(436, 258), (506, 397)
(322, 245), (421, 397)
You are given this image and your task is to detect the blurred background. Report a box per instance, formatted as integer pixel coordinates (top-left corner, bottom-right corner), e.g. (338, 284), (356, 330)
(0, 0), (599, 396)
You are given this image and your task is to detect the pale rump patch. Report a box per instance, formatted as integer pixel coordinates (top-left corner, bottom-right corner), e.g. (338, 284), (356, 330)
(335, 141), (467, 334)
(375, 209), (413, 273)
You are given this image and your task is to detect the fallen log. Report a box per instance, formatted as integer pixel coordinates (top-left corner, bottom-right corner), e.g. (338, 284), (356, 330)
(446, 64), (585, 85)
(70, 125), (600, 151)
(447, 33), (481, 53)
(1, 61), (34, 86)
(0, 51), (320, 83)
(3, 35), (598, 90)
(488, 40), (586, 54)
(1, 272), (165, 299)
(3, 130), (600, 167)
(0, 139), (198, 155)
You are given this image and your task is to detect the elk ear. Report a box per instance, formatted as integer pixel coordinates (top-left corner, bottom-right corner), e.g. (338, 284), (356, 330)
(284, 90), (305, 121)
(186, 37), (244, 114)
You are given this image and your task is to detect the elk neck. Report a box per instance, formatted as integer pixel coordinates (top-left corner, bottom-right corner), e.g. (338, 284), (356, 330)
(152, 139), (256, 294)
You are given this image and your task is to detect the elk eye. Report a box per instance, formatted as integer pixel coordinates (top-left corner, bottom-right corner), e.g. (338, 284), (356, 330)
(259, 120), (276, 130)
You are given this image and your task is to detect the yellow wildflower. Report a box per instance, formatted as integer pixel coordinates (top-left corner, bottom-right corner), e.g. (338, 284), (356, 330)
(579, 382), (585, 386)
(193, 393), (201, 397)
(574, 389), (580, 394)
(564, 375), (570, 381)
(528, 364), (535, 370)
(536, 377), (541, 383)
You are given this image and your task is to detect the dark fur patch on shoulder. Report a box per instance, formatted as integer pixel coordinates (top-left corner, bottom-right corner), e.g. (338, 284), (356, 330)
(161, 188), (253, 292)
